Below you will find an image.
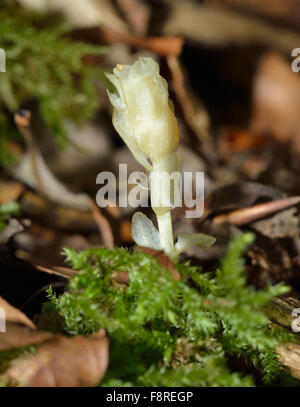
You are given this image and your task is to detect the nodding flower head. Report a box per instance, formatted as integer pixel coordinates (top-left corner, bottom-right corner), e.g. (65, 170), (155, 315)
(106, 57), (179, 170)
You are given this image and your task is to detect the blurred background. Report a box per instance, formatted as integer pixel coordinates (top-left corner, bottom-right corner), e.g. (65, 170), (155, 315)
(2, 0), (300, 313)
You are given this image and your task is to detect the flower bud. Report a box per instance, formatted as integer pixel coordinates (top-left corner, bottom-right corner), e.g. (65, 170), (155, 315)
(106, 57), (179, 168)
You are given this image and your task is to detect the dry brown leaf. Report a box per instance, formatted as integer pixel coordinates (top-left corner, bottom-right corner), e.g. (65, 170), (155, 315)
(2, 330), (109, 387)
(21, 192), (94, 231)
(251, 52), (300, 153)
(251, 207), (299, 239)
(0, 299), (109, 386)
(0, 297), (35, 329)
(135, 246), (181, 281)
(114, 246), (181, 284)
(0, 298), (54, 351)
(0, 324), (53, 352)
(120, 219), (134, 243)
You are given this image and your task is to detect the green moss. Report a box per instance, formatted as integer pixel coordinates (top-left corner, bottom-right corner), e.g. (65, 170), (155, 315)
(0, 0), (106, 164)
(44, 233), (296, 386)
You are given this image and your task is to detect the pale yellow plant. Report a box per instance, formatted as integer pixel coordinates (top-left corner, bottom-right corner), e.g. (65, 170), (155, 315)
(106, 57), (215, 259)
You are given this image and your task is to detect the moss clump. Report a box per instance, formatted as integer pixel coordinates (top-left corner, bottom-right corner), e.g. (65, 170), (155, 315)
(0, 0), (106, 165)
(46, 233), (293, 386)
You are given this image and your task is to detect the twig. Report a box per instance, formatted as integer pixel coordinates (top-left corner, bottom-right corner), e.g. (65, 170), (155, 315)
(100, 29), (184, 56)
(13, 110), (89, 210)
(167, 55), (210, 141)
(14, 110), (46, 197)
(35, 265), (77, 279)
(213, 196), (300, 225)
(13, 109), (115, 247)
(86, 196), (114, 248)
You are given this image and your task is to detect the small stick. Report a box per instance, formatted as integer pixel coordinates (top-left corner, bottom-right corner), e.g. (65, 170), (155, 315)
(14, 109), (115, 248)
(86, 196), (115, 248)
(14, 109), (46, 197)
(167, 55), (210, 141)
(35, 265), (77, 279)
(213, 196), (300, 225)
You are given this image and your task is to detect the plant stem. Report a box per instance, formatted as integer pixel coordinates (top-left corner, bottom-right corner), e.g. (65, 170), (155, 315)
(156, 210), (176, 259)
(150, 154), (180, 260)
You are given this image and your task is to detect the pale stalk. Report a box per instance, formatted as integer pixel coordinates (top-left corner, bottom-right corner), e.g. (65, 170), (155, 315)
(150, 154), (180, 260)
(156, 209), (175, 259)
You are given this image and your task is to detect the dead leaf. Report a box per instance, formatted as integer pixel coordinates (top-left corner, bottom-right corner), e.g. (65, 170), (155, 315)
(251, 52), (300, 153)
(120, 219), (134, 243)
(0, 297), (35, 330)
(0, 324), (53, 352)
(0, 299), (109, 386)
(251, 207), (299, 239)
(135, 246), (181, 281)
(2, 330), (109, 387)
(0, 298), (54, 351)
(114, 246), (181, 283)
(21, 192), (95, 232)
